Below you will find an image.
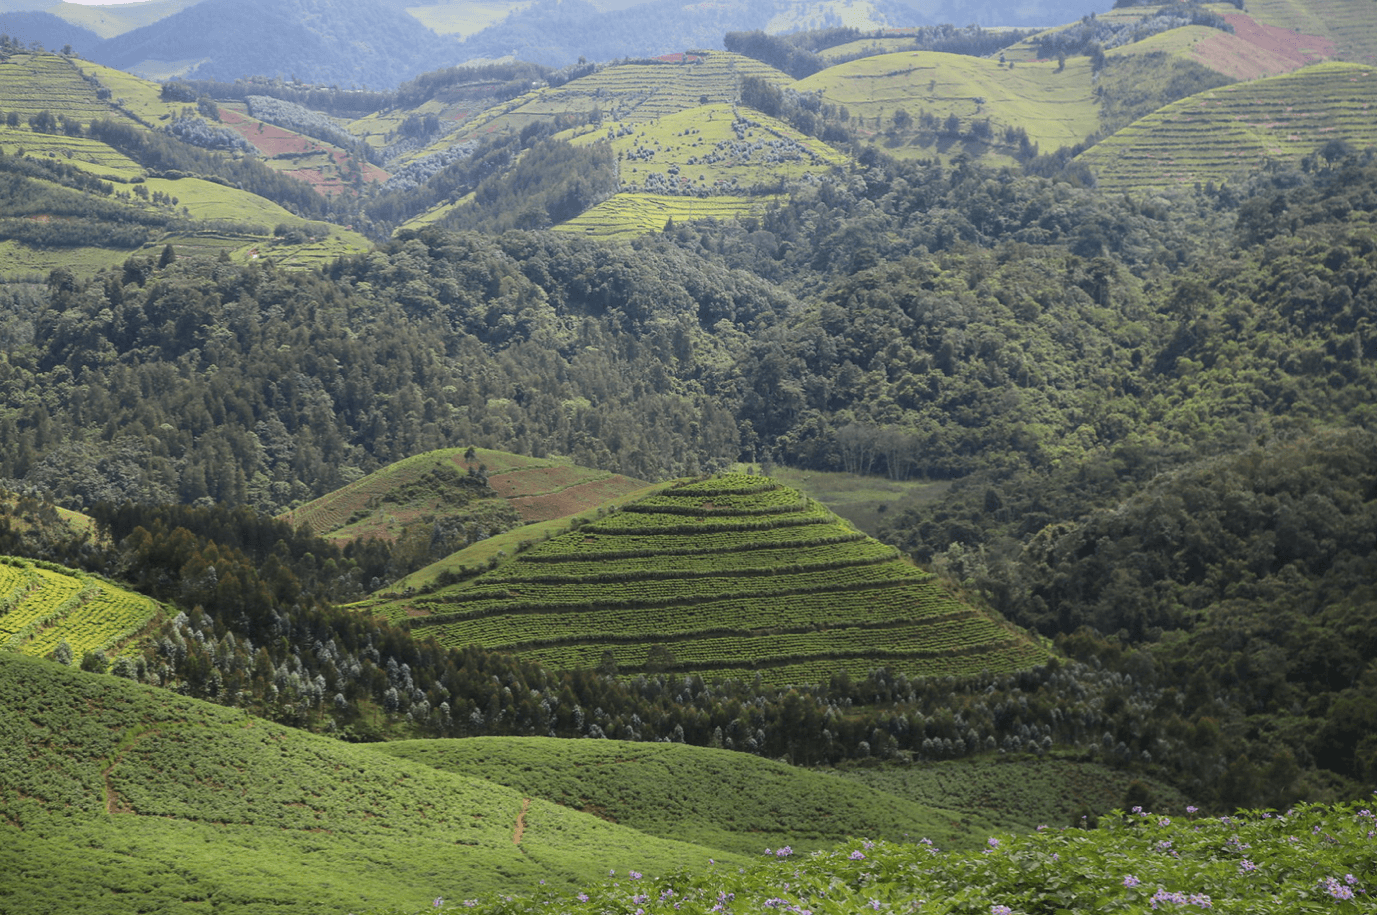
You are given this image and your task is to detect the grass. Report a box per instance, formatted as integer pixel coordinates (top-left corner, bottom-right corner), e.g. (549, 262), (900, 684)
(0, 127), (144, 180)
(50, 0), (201, 40)
(408, 800), (1377, 915)
(0, 556), (161, 659)
(798, 50), (1099, 159)
(375, 737), (1002, 856)
(0, 651), (744, 914)
(1245, 0), (1377, 64)
(739, 464), (950, 536)
(355, 472), (1049, 686)
(555, 193), (784, 240)
(281, 447), (646, 547)
(570, 103), (847, 198)
(1080, 61), (1377, 192)
(404, 0), (534, 37)
(835, 754), (1187, 832)
(0, 54), (110, 125)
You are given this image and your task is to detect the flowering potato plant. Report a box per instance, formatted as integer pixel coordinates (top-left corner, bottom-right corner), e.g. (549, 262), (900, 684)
(406, 801), (1374, 915)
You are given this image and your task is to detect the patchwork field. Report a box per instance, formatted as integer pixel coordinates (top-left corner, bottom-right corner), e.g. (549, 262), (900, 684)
(0, 652), (741, 915)
(571, 102), (847, 198)
(0, 556), (161, 659)
(0, 53), (111, 125)
(358, 473), (1048, 686)
(1245, 0), (1377, 64)
(1080, 62), (1377, 192)
(280, 447), (645, 549)
(555, 192), (784, 240)
(217, 105), (389, 194)
(377, 736), (1001, 855)
(799, 50), (1099, 158)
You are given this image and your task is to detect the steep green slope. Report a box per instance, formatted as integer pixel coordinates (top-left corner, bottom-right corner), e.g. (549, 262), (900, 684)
(0, 652), (744, 914)
(1080, 62), (1377, 192)
(377, 736), (1000, 855)
(357, 473), (1048, 686)
(0, 555), (161, 659)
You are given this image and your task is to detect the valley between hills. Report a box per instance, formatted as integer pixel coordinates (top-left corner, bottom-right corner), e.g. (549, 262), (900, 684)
(1, 0), (1376, 911)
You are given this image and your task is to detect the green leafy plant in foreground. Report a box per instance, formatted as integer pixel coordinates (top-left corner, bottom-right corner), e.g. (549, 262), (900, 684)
(404, 800), (1374, 914)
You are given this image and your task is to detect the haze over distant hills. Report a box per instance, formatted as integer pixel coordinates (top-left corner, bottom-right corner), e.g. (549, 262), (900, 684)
(0, 0), (1118, 85)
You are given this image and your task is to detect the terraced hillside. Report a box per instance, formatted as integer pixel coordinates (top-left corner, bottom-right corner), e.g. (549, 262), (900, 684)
(0, 652), (742, 915)
(1080, 62), (1377, 192)
(377, 736), (1000, 855)
(1245, 0), (1377, 65)
(556, 192), (784, 240)
(0, 556), (160, 659)
(798, 50), (1098, 161)
(281, 447), (646, 548)
(359, 473), (1048, 686)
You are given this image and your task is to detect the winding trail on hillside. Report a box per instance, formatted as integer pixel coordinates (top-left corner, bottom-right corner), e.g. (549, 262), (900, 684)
(103, 728), (160, 814)
(513, 797), (530, 845)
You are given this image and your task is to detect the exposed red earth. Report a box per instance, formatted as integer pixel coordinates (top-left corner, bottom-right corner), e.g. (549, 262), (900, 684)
(217, 107), (389, 193)
(1191, 14), (1337, 79)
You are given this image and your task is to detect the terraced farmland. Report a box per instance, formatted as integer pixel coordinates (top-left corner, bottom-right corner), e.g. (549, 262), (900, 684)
(573, 103), (846, 198)
(0, 53), (111, 125)
(280, 447), (645, 548)
(358, 473), (1048, 686)
(0, 556), (161, 658)
(1080, 62), (1377, 192)
(1245, 0), (1377, 64)
(798, 50), (1098, 159)
(555, 192), (783, 240)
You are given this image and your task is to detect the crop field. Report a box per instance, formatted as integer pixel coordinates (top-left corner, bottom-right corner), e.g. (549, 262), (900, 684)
(1245, 0), (1377, 64)
(1186, 13), (1337, 79)
(281, 447), (643, 549)
(362, 473), (1047, 685)
(377, 737), (1001, 855)
(799, 51), (1098, 157)
(837, 755), (1186, 832)
(404, 0), (533, 36)
(72, 59), (186, 124)
(572, 103), (847, 199)
(0, 54), (111, 125)
(0, 652), (742, 914)
(456, 52), (793, 143)
(556, 192), (782, 239)
(0, 556), (160, 657)
(1080, 62), (1377, 192)
(0, 127), (144, 179)
(739, 464), (950, 536)
(217, 107), (390, 194)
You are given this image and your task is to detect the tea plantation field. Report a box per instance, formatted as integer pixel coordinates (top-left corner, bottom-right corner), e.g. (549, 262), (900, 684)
(359, 473), (1048, 685)
(376, 736), (1000, 855)
(1080, 62), (1377, 192)
(0, 652), (741, 914)
(0, 555), (161, 659)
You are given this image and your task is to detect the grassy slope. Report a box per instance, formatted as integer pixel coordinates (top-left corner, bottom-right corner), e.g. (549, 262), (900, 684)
(1080, 61), (1377, 192)
(49, 0), (201, 40)
(1246, 0), (1377, 64)
(376, 736), (1002, 855)
(0, 652), (744, 914)
(835, 755), (1189, 832)
(0, 53), (370, 274)
(356, 473), (1048, 686)
(555, 192), (784, 240)
(280, 447), (645, 546)
(800, 50), (1098, 160)
(0, 556), (162, 659)
(405, 0), (534, 37)
(742, 464), (951, 537)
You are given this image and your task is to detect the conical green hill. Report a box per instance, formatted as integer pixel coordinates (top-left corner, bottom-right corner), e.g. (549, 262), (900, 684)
(359, 473), (1047, 686)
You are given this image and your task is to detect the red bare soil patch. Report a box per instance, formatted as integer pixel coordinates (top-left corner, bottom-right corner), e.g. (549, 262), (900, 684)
(1192, 14), (1337, 79)
(508, 475), (646, 522)
(487, 465), (596, 498)
(216, 109), (388, 193)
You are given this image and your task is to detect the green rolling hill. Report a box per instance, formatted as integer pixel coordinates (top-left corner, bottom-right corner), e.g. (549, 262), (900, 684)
(1080, 61), (1377, 193)
(355, 472), (1048, 686)
(376, 736), (1000, 854)
(0, 651), (743, 915)
(0, 555), (162, 661)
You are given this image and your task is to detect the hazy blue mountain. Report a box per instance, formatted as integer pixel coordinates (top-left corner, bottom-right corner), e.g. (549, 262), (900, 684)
(0, 10), (102, 53)
(91, 0), (460, 88)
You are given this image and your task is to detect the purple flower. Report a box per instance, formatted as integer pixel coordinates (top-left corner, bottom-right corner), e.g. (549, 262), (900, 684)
(1158, 817), (1171, 827)
(776, 846), (793, 858)
(1186, 806), (1198, 814)
(630, 871), (643, 880)
(1324, 877), (1356, 900)
(433, 898), (444, 908)
(1124, 875), (1141, 888)
(1347, 875), (1358, 885)
(577, 893), (589, 903)
(991, 906), (1013, 915)
(849, 850), (866, 860)
(1239, 860), (1257, 874)
(987, 837), (1000, 849)
(868, 901), (881, 911)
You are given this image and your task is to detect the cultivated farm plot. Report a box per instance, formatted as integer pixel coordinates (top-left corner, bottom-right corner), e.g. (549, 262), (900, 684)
(71, 59), (186, 124)
(1244, 0), (1377, 64)
(556, 193), (783, 240)
(364, 473), (1048, 686)
(0, 54), (111, 124)
(800, 50), (1099, 155)
(574, 103), (847, 198)
(448, 52), (793, 147)
(0, 127), (144, 179)
(1080, 62), (1377, 192)
(0, 556), (160, 658)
